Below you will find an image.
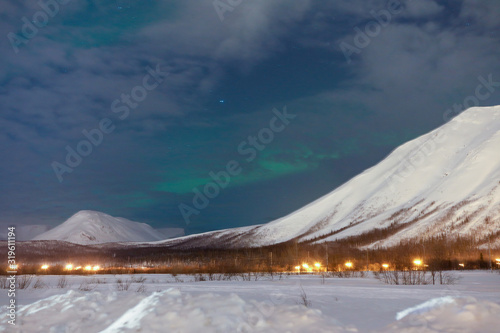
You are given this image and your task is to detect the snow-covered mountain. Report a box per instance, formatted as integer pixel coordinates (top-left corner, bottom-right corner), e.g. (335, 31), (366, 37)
(160, 106), (500, 249)
(33, 210), (169, 245)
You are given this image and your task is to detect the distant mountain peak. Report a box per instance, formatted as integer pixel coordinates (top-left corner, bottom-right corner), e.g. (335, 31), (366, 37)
(34, 210), (168, 245)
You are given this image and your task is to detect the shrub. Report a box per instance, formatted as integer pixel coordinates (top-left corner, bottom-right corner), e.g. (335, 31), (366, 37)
(194, 274), (207, 282)
(17, 275), (34, 289)
(136, 284), (146, 293)
(298, 286), (311, 307)
(131, 276), (147, 283)
(78, 280), (96, 291)
(32, 277), (46, 289)
(116, 278), (132, 291)
(57, 276), (68, 288)
(374, 270), (458, 285)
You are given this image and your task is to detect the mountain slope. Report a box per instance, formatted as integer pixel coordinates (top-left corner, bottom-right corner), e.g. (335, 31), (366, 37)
(33, 211), (167, 245)
(159, 106), (500, 249)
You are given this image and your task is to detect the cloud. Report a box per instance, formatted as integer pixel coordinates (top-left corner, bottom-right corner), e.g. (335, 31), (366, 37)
(324, 0), (500, 128)
(459, 0), (500, 29)
(137, 0), (313, 64)
(401, 0), (444, 18)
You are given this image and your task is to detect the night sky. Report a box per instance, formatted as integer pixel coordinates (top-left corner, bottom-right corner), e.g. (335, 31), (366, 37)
(1, 0), (500, 234)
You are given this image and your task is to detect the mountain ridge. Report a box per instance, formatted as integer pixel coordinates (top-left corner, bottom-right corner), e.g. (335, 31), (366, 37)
(154, 106), (500, 249)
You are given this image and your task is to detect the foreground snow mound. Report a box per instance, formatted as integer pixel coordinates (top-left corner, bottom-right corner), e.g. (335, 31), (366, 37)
(383, 297), (500, 333)
(0, 289), (351, 333)
(33, 210), (166, 245)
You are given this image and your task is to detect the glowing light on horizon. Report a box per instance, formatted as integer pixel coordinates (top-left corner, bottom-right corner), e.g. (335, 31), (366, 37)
(301, 263), (313, 272)
(382, 264), (389, 269)
(65, 264), (73, 270)
(41, 264), (49, 270)
(413, 259), (422, 266)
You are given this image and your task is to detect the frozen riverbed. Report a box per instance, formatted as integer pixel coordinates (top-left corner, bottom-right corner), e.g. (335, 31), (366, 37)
(1, 271), (499, 332)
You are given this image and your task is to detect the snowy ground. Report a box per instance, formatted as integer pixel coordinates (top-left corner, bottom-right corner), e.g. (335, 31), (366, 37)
(1, 271), (499, 332)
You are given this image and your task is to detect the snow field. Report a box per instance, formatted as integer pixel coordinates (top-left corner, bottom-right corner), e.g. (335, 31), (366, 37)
(1, 271), (499, 332)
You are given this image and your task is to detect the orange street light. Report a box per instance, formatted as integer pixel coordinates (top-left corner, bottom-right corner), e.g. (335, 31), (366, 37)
(413, 259), (422, 266)
(65, 264), (73, 270)
(41, 264), (49, 270)
(382, 264), (389, 269)
(345, 262), (353, 268)
(302, 263), (313, 272)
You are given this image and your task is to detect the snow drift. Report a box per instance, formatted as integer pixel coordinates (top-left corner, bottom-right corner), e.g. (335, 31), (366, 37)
(386, 296), (500, 332)
(0, 289), (348, 333)
(2, 290), (499, 333)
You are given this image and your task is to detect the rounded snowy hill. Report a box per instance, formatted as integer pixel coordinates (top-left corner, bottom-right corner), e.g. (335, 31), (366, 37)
(33, 210), (166, 245)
